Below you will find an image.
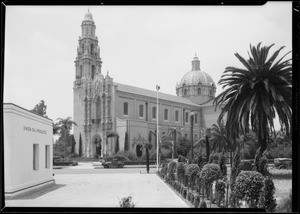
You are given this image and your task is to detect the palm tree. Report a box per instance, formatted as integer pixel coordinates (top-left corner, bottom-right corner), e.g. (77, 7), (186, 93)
(56, 117), (78, 158)
(214, 43), (292, 156)
(133, 134), (152, 173)
(194, 128), (211, 162)
(210, 120), (236, 167)
(168, 128), (181, 159)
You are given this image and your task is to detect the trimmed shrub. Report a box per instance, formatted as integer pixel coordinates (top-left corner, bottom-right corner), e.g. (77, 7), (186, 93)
(199, 163), (222, 199)
(215, 179), (226, 207)
(208, 152), (219, 164)
(178, 155), (187, 163)
(168, 161), (177, 180)
(199, 200), (207, 208)
(183, 188), (187, 199)
(117, 150), (138, 161)
(253, 149), (270, 176)
(186, 164), (200, 190)
(177, 162), (185, 184)
(194, 194), (201, 208)
(187, 191), (191, 201)
(161, 163), (168, 176)
(195, 172), (202, 194)
(229, 147), (241, 207)
(119, 196), (135, 208)
(259, 176), (277, 212)
(190, 193), (195, 204)
(234, 171), (264, 208)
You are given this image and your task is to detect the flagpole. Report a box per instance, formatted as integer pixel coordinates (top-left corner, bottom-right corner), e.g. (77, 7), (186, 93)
(156, 85), (159, 171)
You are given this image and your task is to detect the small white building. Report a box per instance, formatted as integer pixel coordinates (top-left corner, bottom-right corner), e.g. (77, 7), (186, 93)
(4, 103), (55, 199)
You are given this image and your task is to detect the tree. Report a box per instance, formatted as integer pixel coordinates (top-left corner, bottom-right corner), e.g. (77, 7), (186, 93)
(115, 136), (120, 154)
(210, 120), (237, 167)
(214, 43), (292, 156)
(31, 100), (48, 117)
(56, 117), (78, 158)
(79, 133), (83, 156)
(124, 132), (129, 151)
(69, 134), (76, 154)
(133, 134), (152, 173)
(176, 136), (191, 157)
(195, 128), (211, 162)
(168, 128), (181, 159)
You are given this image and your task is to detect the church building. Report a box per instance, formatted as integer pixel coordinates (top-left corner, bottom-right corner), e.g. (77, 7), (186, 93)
(73, 10), (221, 158)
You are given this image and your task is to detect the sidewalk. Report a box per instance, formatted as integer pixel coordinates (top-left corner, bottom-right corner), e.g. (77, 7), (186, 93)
(5, 173), (189, 207)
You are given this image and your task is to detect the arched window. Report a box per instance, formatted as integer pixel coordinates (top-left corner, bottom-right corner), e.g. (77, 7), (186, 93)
(96, 96), (101, 120)
(197, 87), (201, 95)
(164, 109), (168, 120)
(136, 144), (143, 157)
(152, 107), (156, 119)
(139, 105), (144, 118)
(175, 110), (179, 122)
(185, 112), (189, 123)
(91, 44), (94, 55)
(123, 102), (128, 116)
(80, 65), (83, 78)
(184, 88), (188, 96)
(91, 65), (95, 79)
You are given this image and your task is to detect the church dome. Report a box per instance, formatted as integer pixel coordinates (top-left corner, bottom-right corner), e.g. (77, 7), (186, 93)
(83, 10), (94, 22)
(176, 54), (216, 104)
(177, 54), (215, 87)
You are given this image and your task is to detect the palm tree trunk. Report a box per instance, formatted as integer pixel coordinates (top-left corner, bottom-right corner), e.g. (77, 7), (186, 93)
(206, 136), (210, 162)
(64, 130), (67, 158)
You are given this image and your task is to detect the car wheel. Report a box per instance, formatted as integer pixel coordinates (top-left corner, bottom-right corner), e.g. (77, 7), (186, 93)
(279, 165), (286, 170)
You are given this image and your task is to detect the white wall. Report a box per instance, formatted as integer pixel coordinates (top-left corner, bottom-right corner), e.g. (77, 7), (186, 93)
(4, 103), (54, 194)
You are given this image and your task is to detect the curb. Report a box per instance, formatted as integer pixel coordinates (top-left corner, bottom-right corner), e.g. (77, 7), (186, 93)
(155, 173), (193, 208)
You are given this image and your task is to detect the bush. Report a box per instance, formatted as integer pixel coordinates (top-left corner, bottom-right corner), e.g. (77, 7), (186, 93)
(253, 149), (270, 176)
(199, 163), (222, 199)
(186, 164), (200, 190)
(259, 176), (277, 212)
(178, 155), (187, 163)
(168, 161), (177, 180)
(229, 147), (241, 207)
(119, 196), (135, 208)
(190, 193), (195, 204)
(199, 200), (207, 208)
(194, 194), (201, 208)
(161, 163), (168, 176)
(208, 152), (219, 164)
(183, 188), (187, 199)
(195, 172), (203, 194)
(177, 162), (185, 184)
(215, 179), (226, 207)
(117, 150), (138, 161)
(234, 171), (264, 208)
(112, 154), (130, 162)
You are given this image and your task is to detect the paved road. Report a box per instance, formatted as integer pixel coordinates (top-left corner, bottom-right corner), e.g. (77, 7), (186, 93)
(53, 162), (160, 174)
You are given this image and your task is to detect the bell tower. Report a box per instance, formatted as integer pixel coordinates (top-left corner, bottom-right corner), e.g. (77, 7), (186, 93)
(73, 10), (104, 157)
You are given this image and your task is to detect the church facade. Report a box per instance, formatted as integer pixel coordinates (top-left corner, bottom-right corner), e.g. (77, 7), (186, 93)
(73, 11), (221, 158)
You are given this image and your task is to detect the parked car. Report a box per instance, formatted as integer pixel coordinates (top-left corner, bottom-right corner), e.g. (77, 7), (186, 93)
(103, 158), (124, 168)
(53, 156), (78, 166)
(274, 158), (292, 169)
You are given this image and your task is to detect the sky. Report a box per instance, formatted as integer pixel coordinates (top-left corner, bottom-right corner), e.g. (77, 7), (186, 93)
(4, 2), (292, 128)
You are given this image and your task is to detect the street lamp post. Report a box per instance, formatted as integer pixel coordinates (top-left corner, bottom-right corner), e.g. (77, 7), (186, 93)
(190, 111), (194, 163)
(156, 85), (159, 171)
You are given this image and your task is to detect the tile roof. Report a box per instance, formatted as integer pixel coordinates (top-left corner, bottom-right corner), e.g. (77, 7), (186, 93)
(114, 82), (200, 107)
